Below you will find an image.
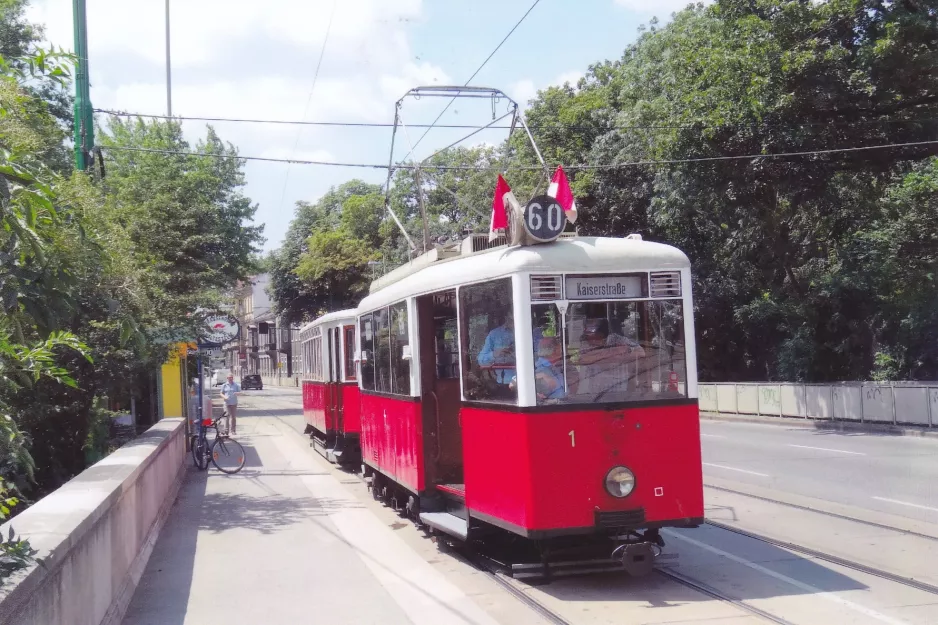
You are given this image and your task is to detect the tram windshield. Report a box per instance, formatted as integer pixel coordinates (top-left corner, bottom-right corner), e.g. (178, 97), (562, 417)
(530, 300), (687, 405)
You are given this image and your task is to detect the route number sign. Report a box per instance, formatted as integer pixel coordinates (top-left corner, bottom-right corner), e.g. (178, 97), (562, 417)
(523, 195), (567, 243)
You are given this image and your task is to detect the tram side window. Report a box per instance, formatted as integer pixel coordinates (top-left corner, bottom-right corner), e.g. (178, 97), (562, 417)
(389, 302), (411, 395)
(343, 325), (356, 381)
(459, 278), (517, 404)
(360, 314), (375, 391)
(374, 307), (392, 393)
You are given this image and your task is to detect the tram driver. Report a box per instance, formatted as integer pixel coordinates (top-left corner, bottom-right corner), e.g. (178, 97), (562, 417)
(574, 318), (645, 399)
(478, 311), (516, 385)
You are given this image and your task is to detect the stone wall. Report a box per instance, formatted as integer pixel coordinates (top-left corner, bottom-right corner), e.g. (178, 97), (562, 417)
(0, 418), (186, 625)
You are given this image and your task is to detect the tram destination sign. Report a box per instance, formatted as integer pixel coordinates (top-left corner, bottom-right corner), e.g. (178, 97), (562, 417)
(566, 275), (645, 300)
(523, 195), (567, 243)
(199, 313), (240, 347)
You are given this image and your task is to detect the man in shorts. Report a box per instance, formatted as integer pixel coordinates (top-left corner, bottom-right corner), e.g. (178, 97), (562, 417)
(221, 373), (241, 435)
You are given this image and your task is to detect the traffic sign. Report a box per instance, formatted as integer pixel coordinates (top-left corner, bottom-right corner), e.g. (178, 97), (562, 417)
(523, 195), (567, 243)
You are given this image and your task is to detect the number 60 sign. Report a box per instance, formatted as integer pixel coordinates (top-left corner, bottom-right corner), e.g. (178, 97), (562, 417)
(523, 195), (568, 243)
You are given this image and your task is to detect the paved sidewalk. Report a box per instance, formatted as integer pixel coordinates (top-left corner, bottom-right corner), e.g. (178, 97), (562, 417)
(122, 405), (499, 625)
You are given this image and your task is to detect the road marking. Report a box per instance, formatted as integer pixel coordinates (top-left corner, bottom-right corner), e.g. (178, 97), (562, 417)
(788, 444), (865, 456)
(702, 462), (770, 477)
(872, 496), (938, 513)
(664, 530), (910, 625)
(700, 434), (726, 439)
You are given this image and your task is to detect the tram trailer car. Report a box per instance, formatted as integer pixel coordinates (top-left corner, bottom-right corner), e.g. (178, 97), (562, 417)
(355, 234), (703, 578)
(300, 309), (362, 465)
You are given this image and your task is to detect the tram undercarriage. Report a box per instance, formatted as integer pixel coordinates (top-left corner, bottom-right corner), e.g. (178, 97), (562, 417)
(305, 426), (361, 466)
(364, 465), (691, 582)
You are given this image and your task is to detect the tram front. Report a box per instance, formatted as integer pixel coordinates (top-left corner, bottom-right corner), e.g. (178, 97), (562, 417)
(458, 236), (704, 576)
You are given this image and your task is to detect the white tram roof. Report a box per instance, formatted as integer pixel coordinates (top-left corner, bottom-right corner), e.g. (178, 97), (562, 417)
(358, 236), (690, 313)
(298, 308), (358, 334)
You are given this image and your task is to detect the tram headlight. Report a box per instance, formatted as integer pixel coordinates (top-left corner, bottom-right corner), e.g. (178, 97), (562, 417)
(604, 466), (635, 498)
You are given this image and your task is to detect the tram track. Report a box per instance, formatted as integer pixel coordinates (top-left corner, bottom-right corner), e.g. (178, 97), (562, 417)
(703, 519), (938, 596)
(705, 483), (938, 542)
(655, 567), (798, 625)
(266, 403), (932, 624)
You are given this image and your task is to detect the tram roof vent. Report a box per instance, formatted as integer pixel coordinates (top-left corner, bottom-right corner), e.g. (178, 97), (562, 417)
(650, 271), (682, 298)
(461, 233), (508, 255)
(531, 275), (563, 301)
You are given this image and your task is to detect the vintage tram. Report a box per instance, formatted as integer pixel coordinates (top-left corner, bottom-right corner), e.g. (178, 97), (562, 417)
(299, 309), (361, 465)
(352, 232), (703, 577)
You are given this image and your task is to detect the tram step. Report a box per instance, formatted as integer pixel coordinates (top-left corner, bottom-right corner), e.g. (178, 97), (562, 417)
(419, 512), (468, 541)
(435, 483), (465, 499)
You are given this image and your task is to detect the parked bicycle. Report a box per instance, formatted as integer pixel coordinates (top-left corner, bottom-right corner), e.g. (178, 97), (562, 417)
(191, 410), (245, 474)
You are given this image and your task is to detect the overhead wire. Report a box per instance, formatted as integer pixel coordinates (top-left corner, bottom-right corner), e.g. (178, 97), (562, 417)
(404, 0), (543, 161)
(95, 108), (938, 134)
(99, 139), (938, 170)
(277, 0), (338, 213)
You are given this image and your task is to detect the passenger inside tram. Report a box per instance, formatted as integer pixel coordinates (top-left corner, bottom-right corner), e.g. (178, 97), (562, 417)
(533, 337), (566, 401)
(477, 311), (516, 384)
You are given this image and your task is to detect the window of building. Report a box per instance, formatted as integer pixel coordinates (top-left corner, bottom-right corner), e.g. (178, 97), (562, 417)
(459, 278), (517, 404)
(390, 302), (410, 395)
(360, 314), (375, 391)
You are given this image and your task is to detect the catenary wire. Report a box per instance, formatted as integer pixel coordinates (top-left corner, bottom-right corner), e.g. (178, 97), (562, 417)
(406, 0), (543, 159)
(94, 108), (938, 133)
(98, 139), (938, 170)
(277, 0), (338, 213)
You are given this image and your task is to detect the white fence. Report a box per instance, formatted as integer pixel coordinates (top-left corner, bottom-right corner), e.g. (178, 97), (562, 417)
(698, 382), (938, 427)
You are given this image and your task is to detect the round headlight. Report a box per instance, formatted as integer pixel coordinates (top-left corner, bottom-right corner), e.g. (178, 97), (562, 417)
(605, 466), (635, 498)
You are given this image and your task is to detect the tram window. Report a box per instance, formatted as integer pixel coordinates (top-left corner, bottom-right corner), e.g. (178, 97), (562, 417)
(525, 300), (687, 404)
(561, 300), (686, 404)
(531, 304), (568, 404)
(390, 302), (410, 394)
(343, 325), (356, 381)
(374, 307), (392, 393)
(459, 278), (517, 404)
(359, 314), (375, 391)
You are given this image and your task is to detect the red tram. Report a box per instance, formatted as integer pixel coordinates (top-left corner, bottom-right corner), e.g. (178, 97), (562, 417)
(299, 309), (361, 465)
(350, 233), (703, 577)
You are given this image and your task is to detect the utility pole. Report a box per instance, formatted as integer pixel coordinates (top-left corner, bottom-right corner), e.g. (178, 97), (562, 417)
(415, 168), (430, 253)
(165, 0), (172, 116)
(72, 0), (94, 170)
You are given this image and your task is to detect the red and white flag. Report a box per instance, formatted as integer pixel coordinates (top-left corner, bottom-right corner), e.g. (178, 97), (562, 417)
(490, 174), (519, 242)
(547, 165), (578, 224)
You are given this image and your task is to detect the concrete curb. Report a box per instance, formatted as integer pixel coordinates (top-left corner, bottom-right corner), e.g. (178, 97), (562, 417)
(700, 411), (938, 439)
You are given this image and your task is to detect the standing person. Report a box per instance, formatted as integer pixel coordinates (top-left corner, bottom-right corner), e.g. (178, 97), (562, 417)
(221, 373), (241, 435)
(575, 318), (645, 399)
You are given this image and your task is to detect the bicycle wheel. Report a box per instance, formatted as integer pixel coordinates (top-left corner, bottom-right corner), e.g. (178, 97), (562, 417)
(192, 436), (207, 470)
(210, 436), (246, 474)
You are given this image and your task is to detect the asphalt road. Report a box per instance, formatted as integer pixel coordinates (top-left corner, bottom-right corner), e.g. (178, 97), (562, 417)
(257, 387), (937, 524)
(700, 419), (938, 524)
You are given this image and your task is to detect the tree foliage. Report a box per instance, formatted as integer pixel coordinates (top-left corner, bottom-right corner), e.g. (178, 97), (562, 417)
(273, 0), (937, 384)
(0, 4), (263, 507)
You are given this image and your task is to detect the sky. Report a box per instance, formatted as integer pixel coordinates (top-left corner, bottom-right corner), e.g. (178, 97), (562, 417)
(26, 0), (696, 252)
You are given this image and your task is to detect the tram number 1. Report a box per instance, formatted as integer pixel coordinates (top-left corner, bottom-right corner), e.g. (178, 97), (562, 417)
(568, 430), (575, 447)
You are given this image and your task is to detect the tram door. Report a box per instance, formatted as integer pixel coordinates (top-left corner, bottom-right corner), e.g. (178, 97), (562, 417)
(327, 326), (343, 433)
(417, 290), (463, 486)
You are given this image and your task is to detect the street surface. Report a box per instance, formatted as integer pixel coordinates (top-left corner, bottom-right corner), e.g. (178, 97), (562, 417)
(700, 420), (938, 524)
(123, 390), (938, 625)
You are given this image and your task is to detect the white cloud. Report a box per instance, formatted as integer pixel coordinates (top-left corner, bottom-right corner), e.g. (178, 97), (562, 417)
(257, 147), (336, 163)
(26, 0), (450, 250)
(613, 0), (709, 15)
(509, 79), (537, 107)
(553, 71), (584, 88)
